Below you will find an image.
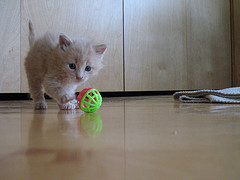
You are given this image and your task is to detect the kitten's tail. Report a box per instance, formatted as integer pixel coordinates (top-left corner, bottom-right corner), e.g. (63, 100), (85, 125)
(28, 20), (35, 48)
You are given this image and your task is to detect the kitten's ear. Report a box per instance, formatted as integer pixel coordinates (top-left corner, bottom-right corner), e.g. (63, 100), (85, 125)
(94, 44), (107, 58)
(59, 34), (72, 51)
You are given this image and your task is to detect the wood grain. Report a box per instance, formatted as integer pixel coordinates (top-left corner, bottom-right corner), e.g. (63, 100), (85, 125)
(0, 0), (20, 93)
(232, 0), (240, 86)
(124, 0), (187, 91)
(0, 97), (240, 179)
(20, 0), (123, 93)
(124, 0), (231, 91)
(186, 0), (231, 89)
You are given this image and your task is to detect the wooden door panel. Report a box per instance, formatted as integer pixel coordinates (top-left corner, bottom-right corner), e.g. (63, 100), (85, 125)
(0, 0), (20, 93)
(21, 0), (123, 93)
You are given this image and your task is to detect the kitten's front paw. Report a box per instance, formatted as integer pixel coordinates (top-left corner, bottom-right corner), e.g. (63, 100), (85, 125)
(35, 101), (48, 109)
(69, 99), (79, 109)
(60, 95), (75, 104)
(58, 102), (78, 110)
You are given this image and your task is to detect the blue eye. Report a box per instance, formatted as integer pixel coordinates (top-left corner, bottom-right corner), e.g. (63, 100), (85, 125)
(69, 64), (76, 70)
(85, 66), (91, 72)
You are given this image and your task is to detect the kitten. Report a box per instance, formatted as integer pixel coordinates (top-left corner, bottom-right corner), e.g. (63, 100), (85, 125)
(25, 21), (107, 110)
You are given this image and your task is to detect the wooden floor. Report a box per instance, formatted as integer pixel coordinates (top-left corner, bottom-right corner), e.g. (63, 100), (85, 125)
(0, 96), (240, 180)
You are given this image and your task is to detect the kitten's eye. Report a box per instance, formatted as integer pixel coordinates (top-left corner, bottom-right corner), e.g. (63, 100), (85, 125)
(69, 64), (76, 70)
(85, 66), (91, 72)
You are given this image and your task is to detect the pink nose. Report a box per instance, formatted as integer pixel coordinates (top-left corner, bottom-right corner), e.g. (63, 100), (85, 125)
(76, 76), (83, 81)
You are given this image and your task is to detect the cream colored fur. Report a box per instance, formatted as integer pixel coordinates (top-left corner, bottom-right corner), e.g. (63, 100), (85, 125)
(25, 21), (107, 110)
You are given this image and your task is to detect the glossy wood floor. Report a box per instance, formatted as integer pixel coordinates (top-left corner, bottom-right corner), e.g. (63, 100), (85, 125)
(0, 96), (240, 180)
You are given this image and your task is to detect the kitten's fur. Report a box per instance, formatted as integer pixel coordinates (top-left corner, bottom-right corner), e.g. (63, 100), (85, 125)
(25, 21), (107, 110)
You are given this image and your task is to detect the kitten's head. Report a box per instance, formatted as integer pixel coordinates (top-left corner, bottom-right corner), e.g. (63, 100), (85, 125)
(54, 34), (107, 84)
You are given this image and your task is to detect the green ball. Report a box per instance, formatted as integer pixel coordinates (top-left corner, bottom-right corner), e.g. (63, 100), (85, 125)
(77, 88), (102, 113)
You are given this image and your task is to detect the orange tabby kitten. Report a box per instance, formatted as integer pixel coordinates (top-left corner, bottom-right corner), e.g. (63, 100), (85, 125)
(25, 21), (107, 110)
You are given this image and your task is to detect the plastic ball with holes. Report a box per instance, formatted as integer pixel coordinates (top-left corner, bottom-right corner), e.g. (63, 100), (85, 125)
(77, 88), (102, 113)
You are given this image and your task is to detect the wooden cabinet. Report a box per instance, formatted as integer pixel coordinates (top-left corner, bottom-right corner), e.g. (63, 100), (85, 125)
(232, 0), (240, 86)
(0, 0), (234, 93)
(185, 0), (231, 90)
(20, 0), (123, 92)
(0, 0), (20, 93)
(124, 0), (187, 91)
(124, 0), (231, 91)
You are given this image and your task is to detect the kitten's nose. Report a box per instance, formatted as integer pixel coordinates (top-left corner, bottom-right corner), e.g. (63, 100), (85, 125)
(76, 76), (83, 81)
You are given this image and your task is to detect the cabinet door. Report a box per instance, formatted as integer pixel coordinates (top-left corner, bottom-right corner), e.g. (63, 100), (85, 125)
(21, 0), (123, 93)
(0, 0), (20, 93)
(124, 0), (231, 91)
(186, 0), (231, 89)
(232, 0), (240, 86)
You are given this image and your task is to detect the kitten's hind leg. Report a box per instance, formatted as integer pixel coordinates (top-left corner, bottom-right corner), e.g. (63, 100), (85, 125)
(35, 100), (48, 110)
(28, 78), (47, 109)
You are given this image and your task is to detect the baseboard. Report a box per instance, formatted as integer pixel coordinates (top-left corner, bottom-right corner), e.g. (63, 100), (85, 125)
(99, 91), (176, 97)
(0, 91), (176, 101)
